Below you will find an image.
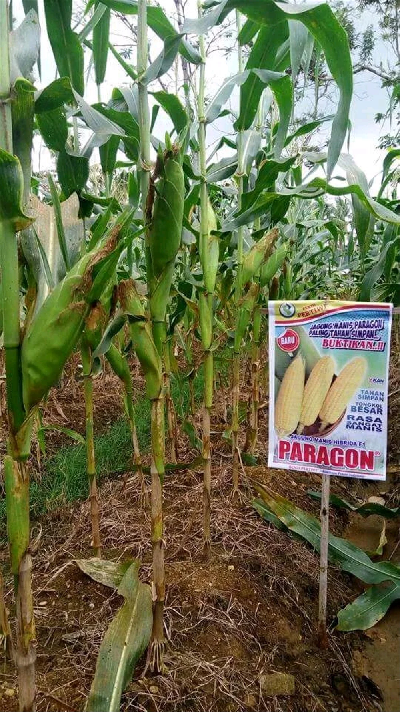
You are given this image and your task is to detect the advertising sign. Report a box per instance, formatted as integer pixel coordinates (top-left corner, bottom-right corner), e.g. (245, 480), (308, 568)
(268, 301), (393, 480)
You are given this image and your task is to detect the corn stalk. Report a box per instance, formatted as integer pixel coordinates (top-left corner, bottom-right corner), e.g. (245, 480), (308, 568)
(137, 0), (165, 671)
(0, 3), (36, 707)
(232, 9), (245, 493)
(197, 0), (217, 555)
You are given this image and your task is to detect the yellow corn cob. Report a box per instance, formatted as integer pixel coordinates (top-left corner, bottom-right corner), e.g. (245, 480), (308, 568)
(297, 356), (335, 433)
(319, 357), (366, 429)
(275, 353), (305, 437)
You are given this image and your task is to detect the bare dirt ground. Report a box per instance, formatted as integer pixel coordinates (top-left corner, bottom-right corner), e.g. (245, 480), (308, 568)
(1, 337), (399, 712)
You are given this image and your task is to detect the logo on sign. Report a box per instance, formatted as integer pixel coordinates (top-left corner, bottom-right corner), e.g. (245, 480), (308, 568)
(277, 329), (300, 353)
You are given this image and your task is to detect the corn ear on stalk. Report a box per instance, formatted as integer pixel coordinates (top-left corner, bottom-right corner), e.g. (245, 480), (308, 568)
(21, 228), (121, 412)
(234, 283), (260, 353)
(241, 228), (279, 288)
(275, 353), (305, 437)
(297, 356), (335, 434)
(119, 280), (162, 401)
(319, 357), (366, 429)
(260, 243), (287, 287)
(200, 197), (219, 294)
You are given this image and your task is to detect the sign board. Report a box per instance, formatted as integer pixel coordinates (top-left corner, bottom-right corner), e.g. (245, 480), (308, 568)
(268, 301), (393, 481)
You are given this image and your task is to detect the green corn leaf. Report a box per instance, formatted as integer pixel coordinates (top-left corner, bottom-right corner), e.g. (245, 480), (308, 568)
(22, 0), (38, 14)
(39, 425), (85, 444)
(107, 41), (137, 80)
(35, 77), (75, 113)
(79, 2), (108, 41)
(31, 227), (55, 292)
(11, 78), (35, 202)
(359, 238), (398, 301)
(284, 115), (335, 147)
(254, 484), (400, 587)
(338, 154), (374, 256)
(189, 0), (353, 177)
(100, 135), (120, 176)
(307, 490), (400, 520)
(43, 0), (84, 95)
(151, 92), (188, 135)
(206, 155), (238, 184)
(0, 149), (33, 231)
(379, 148), (400, 198)
(222, 177), (400, 233)
(238, 18), (258, 45)
(36, 107), (68, 152)
(241, 156), (297, 212)
(337, 582), (400, 632)
(86, 561), (152, 712)
(56, 150), (89, 198)
(241, 130), (261, 175)
(72, 90), (126, 151)
(235, 22), (288, 132)
(93, 3), (111, 86)
(47, 173), (70, 271)
(93, 0), (201, 64)
(289, 20), (309, 85)
(142, 34), (183, 84)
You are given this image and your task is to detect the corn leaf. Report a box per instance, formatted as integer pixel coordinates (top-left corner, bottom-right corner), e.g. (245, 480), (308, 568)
(79, 2), (108, 41)
(11, 79), (36, 200)
(39, 425), (85, 444)
(94, 0), (201, 64)
(92, 3), (110, 85)
(76, 557), (132, 589)
(86, 561), (152, 712)
(9, 9), (40, 83)
(47, 174), (70, 271)
(254, 484), (400, 586)
(222, 177), (400, 232)
(189, 0), (353, 177)
(56, 150), (89, 198)
(206, 155), (238, 183)
(0, 149), (33, 231)
(235, 23), (288, 133)
(151, 91), (188, 135)
(307, 490), (400, 520)
(143, 34), (183, 84)
(337, 582), (400, 632)
(36, 107), (68, 152)
(43, 0), (84, 95)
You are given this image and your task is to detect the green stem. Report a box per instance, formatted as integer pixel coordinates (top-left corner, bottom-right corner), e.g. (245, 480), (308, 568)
(0, 0), (12, 153)
(197, 1), (214, 552)
(82, 344), (101, 556)
(137, 0), (165, 672)
(232, 10), (245, 491)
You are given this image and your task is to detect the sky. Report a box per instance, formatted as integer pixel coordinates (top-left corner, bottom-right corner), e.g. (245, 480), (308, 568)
(12, 0), (395, 188)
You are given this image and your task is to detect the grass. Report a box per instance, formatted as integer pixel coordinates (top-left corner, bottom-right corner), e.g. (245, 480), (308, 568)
(0, 345), (233, 540)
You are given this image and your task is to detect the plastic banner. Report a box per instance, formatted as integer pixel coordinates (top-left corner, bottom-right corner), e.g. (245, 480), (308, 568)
(268, 300), (393, 480)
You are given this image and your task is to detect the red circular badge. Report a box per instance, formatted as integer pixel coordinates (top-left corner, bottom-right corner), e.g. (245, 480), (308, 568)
(277, 329), (300, 353)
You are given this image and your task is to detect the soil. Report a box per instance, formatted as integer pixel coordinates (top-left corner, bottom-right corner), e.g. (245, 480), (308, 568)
(1, 340), (400, 712)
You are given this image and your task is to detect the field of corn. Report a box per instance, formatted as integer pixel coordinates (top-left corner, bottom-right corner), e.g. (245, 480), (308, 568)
(0, 0), (400, 710)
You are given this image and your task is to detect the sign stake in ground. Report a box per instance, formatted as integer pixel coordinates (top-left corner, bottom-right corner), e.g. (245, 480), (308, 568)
(318, 473), (330, 648)
(269, 299), (393, 646)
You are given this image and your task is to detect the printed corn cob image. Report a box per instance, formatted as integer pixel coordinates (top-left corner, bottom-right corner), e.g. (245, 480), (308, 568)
(275, 353), (305, 437)
(297, 356), (335, 434)
(275, 353), (367, 438)
(319, 357), (366, 431)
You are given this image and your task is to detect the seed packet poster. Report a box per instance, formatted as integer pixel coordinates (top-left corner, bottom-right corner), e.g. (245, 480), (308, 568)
(268, 301), (393, 481)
